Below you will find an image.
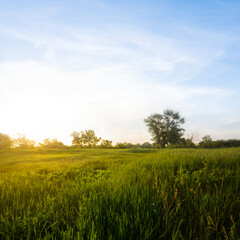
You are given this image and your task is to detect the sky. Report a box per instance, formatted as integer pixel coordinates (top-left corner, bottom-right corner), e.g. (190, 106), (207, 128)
(0, 0), (239, 145)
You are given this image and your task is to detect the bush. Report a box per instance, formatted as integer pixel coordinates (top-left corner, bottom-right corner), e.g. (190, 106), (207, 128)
(0, 133), (13, 149)
(198, 139), (240, 148)
(39, 139), (67, 149)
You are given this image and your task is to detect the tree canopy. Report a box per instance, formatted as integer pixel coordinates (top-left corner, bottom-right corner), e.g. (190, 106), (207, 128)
(71, 130), (101, 148)
(0, 133), (13, 149)
(14, 134), (35, 149)
(100, 140), (113, 148)
(202, 135), (212, 142)
(40, 139), (66, 149)
(144, 109), (185, 148)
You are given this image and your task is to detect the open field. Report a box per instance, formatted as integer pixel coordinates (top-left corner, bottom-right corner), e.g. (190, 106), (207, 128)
(0, 148), (240, 239)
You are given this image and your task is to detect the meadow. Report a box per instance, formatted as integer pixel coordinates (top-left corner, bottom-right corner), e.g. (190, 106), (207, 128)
(0, 148), (240, 239)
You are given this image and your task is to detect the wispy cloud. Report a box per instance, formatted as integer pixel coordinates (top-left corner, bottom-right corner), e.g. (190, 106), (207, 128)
(1, 23), (225, 82)
(0, 0), (239, 143)
(0, 59), (234, 143)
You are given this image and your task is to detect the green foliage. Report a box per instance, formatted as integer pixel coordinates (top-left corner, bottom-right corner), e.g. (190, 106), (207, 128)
(141, 142), (152, 148)
(169, 137), (197, 148)
(0, 148), (240, 239)
(71, 130), (101, 148)
(144, 109), (185, 148)
(14, 134), (35, 149)
(0, 133), (12, 149)
(199, 139), (240, 148)
(71, 131), (84, 147)
(115, 142), (153, 149)
(115, 142), (134, 149)
(100, 139), (113, 148)
(202, 135), (212, 142)
(39, 138), (67, 149)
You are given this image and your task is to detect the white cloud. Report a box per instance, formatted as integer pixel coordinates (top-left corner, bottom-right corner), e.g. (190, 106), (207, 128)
(0, 19), (238, 144)
(0, 25), (198, 74)
(0, 60), (234, 144)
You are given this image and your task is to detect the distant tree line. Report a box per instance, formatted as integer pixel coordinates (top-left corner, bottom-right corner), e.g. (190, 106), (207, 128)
(166, 136), (240, 149)
(0, 133), (67, 150)
(0, 131), (239, 150)
(0, 131), (153, 150)
(0, 109), (239, 150)
(198, 137), (240, 148)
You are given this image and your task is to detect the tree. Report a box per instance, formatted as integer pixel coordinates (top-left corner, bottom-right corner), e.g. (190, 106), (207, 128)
(40, 139), (66, 149)
(202, 135), (212, 142)
(198, 135), (213, 148)
(82, 130), (101, 148)
(141, 142), (152, 148)
(71, 130), (101, 148)
(0, 133), (13, 149)
(186, 131), (200, 143)
(174, 137), (196, 148)
(100, 140), (113, 148)
(14, 134), (35, 149)
(71, 131), (84, 147)
(115, 142), (134, 149)
(144, 109), (185, 148)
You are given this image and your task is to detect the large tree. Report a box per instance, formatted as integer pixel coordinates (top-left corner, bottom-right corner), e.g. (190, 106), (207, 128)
(144, 109), (185, 148)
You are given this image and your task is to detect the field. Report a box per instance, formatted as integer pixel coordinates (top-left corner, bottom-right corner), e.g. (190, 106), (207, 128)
(0, 148), (240, 240)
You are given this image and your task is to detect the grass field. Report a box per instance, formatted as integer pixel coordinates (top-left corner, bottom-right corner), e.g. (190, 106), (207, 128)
(0, 148), (240, 239)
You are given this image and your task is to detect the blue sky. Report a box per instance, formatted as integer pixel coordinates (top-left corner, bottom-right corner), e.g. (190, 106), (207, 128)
(0, 0), (239, 144)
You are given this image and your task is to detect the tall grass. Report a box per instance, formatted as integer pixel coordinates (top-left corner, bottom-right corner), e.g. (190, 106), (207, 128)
(0, 148), (239, 239)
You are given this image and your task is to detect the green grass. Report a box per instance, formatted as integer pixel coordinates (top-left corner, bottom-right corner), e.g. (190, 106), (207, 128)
(0, 148), (240, 239)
